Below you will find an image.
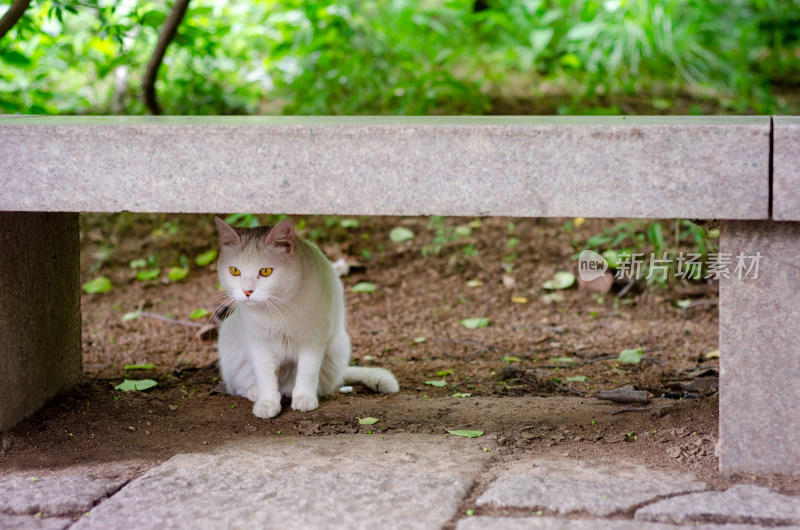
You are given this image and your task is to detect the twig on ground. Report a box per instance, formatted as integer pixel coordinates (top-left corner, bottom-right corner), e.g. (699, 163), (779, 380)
(140, 311), (204, 328)
(680, 298), (719, 317)
(617, 278), (636, 298)
(553, 381), (585, 397)
(582, 355), (617, 364)
(596, 388), (652, 403)
(611, 403), (678, 416)
(431, 317), (513, 361)
(450, 380), (486, 389)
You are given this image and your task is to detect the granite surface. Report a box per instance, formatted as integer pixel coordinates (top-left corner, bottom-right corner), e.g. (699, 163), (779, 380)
(0, 514), (73, 530)
(0, 476), (125, 516)
(635, 484), (800, 525)
(457, 517), (798, 530)
(719, 220), (800, 475)
(773, 116), (800, 220)
(475, 459), (705, 516)
(72, 434), (490, 530)
(0, 116), (769, 219)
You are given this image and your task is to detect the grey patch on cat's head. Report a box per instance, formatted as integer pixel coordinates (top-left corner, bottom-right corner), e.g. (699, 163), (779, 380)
(214, 217), (295, 255)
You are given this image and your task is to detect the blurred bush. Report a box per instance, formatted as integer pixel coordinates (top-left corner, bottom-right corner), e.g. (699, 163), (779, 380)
(1, 0), (798, 115)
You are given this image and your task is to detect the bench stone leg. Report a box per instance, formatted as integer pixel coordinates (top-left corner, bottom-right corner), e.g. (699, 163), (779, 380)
(719, 220), (800, 475)
(0, 212), (81, 431)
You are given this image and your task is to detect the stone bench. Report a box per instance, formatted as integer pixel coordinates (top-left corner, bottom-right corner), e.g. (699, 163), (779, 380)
(1, 116), (798, 476)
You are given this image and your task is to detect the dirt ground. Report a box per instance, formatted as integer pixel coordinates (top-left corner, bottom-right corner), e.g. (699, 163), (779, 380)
(2, 214), (798, 495)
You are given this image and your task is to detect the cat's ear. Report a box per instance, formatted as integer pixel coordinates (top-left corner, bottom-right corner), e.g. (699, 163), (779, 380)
(215, 216), (241, 247)
(266, 219), (295, 254)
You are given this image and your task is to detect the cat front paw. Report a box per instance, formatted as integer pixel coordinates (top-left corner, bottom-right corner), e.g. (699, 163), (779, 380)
(291, 393), (319, 412)
(253, 399), (281, 419)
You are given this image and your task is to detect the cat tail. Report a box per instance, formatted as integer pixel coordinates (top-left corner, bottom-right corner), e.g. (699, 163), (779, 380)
(343, 366), (400, 394)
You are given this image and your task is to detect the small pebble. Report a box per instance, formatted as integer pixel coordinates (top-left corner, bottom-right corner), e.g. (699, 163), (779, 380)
(339, 386), (354, 394)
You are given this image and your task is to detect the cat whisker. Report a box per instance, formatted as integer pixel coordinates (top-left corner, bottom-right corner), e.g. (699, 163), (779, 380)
(265, 295), (308, 327)
(262, 297), (304, 337)
(265, 292), (307, 316)
(210, 296), (237, 325)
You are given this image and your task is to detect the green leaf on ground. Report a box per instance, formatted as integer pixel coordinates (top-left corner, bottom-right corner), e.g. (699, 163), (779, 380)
(413, 336), (427, 343)
(124, 363), (155, 370)
(566, 375), (588, 382)
(602, 250), (619, 269)
(168, 267), (189, 282)
(618, 348), (644, 364)
(454, 225), (472, 237)
(550, 356), (575, 364)
(136, 269), (160, 282)
(190, 308), (210, 320)
(460, 317), (489, 329)
(340, 218), (360, 228)
(350, 282), (377, 293)
(121, 311), (141, 322)
(389, 226), (414, 242)
(452, 393), (472, 398)
(445, 429), (484, 438)
(357, 416), (379, 425)
(676, 299), (692, 308)
(114, 379), (158, 392)
(129, 259), (148, 269)
(542, 271), (576, 290)
(541, 293), (565, 304)
(425, 380), (448, 388)
(195, 249), (218, 267)
(82, 277), (112, 294)
(436, 369), (453, 377)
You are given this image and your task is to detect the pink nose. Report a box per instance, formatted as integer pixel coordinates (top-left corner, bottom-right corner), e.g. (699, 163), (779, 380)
(243, 290), (253, 297)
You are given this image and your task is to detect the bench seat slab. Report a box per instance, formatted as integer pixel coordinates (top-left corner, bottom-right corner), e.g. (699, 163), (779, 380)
(0, 116), (769, 220)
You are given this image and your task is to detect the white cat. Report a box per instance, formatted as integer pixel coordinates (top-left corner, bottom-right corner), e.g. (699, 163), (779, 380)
(214, 217), (399, 419)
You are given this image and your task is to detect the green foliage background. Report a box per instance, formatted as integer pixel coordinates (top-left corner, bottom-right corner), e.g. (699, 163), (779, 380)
(1, 0), (799, 115)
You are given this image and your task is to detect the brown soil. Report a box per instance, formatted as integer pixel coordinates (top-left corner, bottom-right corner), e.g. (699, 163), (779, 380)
(2, 214), (798, 495)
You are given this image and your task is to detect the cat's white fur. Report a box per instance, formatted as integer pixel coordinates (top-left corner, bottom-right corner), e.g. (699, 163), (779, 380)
(214, 217), (399, 419)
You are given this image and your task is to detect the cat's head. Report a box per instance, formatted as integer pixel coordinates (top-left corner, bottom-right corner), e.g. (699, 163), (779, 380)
(214, 216), (301, 305)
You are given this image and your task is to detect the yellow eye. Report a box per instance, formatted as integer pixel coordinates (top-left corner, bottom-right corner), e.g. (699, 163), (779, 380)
(259, 267), (273, 277)
(229, 266), (241, 276)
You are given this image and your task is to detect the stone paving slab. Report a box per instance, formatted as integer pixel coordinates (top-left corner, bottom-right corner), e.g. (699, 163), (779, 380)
(457, 516), (800, 530)
(0, 514), (73, 530)
(0, 116), (769, 219)
(0, 476), (124, 516)
(635, 484), (800, 526)
(475, 459), (705, 517)
(72, 434), (490, 530)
